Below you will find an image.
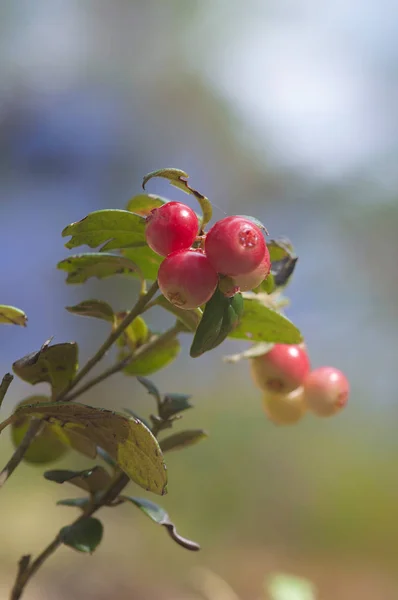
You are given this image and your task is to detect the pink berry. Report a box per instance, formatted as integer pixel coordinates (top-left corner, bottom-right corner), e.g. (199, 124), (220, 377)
(205, 216), (267, 276)
(304, 366), (349, 417)
(145, 201), (198, 257)
(262, 386), (307, 425)
(230, 249), (271, 293)
(158, 249), (218, 310)
(250, 344), (310, 395)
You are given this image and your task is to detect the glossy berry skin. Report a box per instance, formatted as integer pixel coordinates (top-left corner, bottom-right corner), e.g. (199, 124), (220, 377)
(250, 343), (310, 395)
(158, 249), (218, 310)
(262, 386), (307, 425)
(231, 249), (271, 292)
(145, 201), (199, 257)
(205, 216), (267, 276)
(304, 366), (349, 417)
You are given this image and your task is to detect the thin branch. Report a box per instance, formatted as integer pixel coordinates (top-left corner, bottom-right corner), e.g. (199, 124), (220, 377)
(0, 373), (13, 408)
(0, 420), (43, 488)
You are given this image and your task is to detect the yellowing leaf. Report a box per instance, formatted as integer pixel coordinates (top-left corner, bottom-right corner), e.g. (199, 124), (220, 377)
(0, 305), (27, 326)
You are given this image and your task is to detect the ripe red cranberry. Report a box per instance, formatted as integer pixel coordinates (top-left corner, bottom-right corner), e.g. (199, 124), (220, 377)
(145, 201), (198, 257)
(250, 343), (310, 394)
(262, 386), (307, 425)
(205, 216), (267, 276)
(157, 249), (218, 310)
(304, 366), (349, 417)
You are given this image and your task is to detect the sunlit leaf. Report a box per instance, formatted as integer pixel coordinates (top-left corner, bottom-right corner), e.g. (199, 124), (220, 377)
(159, 393), (193, 420)
(11, 396), (69, 464)
(62, 209), (147, 252)
(66, 300), (114, 322)
(122, 246), (163, 282)
(268, 239), (295, 263)
(190, 289), (243, 358)
(223, 342), (274, 364)
(126, 193), (168, 215)
(121, 335), (180, 377)
(116, 314), (149, 350)
(266, 573), (316, 600)
(0, 402), (167, 495)
(160, 430), (207, 453)
(44, 466), (112, 494)
(61, 517), (103, 553)
(142, 168), (212, 228)
(0, 305), (27, 326)
(154, 295), (202, 332)
(120, 496), (200, 551)
(228, 299), (302, 344)
(58, 253), (142, 284)
(12, 341), (78, 395)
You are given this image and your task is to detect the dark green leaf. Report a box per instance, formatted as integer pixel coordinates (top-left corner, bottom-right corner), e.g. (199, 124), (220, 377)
(66, 300), (114, 322)
(44, 466), (112, 494)
(0, 305), (27, 326)
(0, 373), (13, 409)
(11, 396), (69, 464)
(126, 193), (168, 215)
(61, 517), (103, 553)
(190, 289), (244, 358)
(273, 257), (298, 288)
(120, 496), (200, 551)
(159, 393), (193, 420)
(142, 168), (212, 228)
(62, 209), (147, 252)
(121, 335), (180, 377)
(12, 341), (78, 395)
(154, 295), (202, 332)
(159, 430), (207, 453)
(228, 298), (302, 344)
(136, 376), (161, 402)
(266, 573), (316, 600)
(61, 427), (97, 458)
(122, 246), (163, 282)
(0, 402), (167, 495)
(58, 253), (143, 284)
(57, 497), (91, 509)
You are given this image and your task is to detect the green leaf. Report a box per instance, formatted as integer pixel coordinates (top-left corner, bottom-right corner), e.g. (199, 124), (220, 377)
(61, 517), (103, 553)
(44, 466), (112, 494)
(116, 315), (149, 350)
(159, 430), (207, 453)
(228, 298), (302, 344)
(268, 238), (295, 263)
(136, 376), (161, 403)
(120, 496), (200, 551)
(273, 257), (298, 288)
(254, 273), (275, 294)
(121, 335), (180, 377)
(122, 246), (163, 282)
(159, 393), (193, 420)
(123, 408), (151, 430)
(142, 168), (212, 228)
(59, 427), (97, 458)
(11, 396), (69, 464)
(266, 574), (316, 600)
(223, 342), (274, 364)
(12, 341), (78, 395)
(0, 305), (27, 326)
(62, 209), (147, 251)
(58, 253), (143, 284)
(0, 402), (167, 495)
(126, 193), (168, 215)
(190, 289), (244, 358)
(154, 295), (202, 332)
(57, 497), (91, 509)
(66, 300), (114, 322)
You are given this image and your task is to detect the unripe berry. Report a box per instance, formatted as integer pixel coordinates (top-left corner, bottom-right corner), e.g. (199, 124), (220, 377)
(229, 250), (271, 293)
(250, 344), (310, 395)
(158, 249), (218, 310)
(304, 366), (349, 417)
(145, 201), (199, 257)
(262, 386), (307, 425)
(205, 216), (267, 276)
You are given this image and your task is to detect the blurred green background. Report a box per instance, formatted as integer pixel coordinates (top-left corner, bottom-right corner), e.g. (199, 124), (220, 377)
(1, 1), (398, 599)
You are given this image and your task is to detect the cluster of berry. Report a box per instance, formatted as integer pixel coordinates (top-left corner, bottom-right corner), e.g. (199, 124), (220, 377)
(145, 201), (270, 309)
(251, 344), (349, 424)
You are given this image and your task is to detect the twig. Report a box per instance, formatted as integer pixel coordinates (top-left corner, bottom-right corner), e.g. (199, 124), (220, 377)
(0, 420), (43, 488)
(0, 373), (13, 408)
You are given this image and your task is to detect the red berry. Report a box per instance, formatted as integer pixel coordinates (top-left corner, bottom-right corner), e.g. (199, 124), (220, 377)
(250, 343), (310, 394)
(230, 249), (271, 293)
(145, 201), (198, 257)
(158, 249), (218, 310)
(262, 386), (307, 425)
(304, 366), (349, 417)
(205, 216), (267, 276)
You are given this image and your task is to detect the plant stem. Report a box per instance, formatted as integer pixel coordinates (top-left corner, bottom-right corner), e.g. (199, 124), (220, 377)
(0, 281), (159, 489)
(0, 373), (13, 409)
